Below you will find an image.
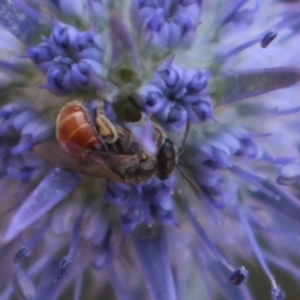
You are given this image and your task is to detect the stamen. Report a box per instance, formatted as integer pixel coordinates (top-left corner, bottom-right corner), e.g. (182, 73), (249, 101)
(91, 225), (112, 271)
(53, 213), (83, 282)
(223, 9), (300, 59)
(269, 105), (300, 116)
(261, 29), (277, 48)
(190, 211), (231, 269)
(14, 222), (48, 263)
(229, 267), (249, 285)
(14, 246), (31, 263)
(239, 210), (283, 296)
(74, 270), (83, 300)
(229, 165), (280, 200)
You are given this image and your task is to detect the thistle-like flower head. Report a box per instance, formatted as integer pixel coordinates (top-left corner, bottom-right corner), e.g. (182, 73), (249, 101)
(1, 1), (300, 300)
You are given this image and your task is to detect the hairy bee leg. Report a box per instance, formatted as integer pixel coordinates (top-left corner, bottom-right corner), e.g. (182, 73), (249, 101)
(97, 98), (137, 153)
(116, 126), (134, 152)
(96, 99), (119, 144)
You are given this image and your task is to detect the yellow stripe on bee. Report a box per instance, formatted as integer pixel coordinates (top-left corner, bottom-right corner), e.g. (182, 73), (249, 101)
(83, 135), (100, 148)
(67, 122), (91, 140)
(59, 111), (83, 128)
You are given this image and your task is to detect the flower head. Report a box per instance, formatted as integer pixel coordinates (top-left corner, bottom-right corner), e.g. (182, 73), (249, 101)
(28, 23), (106, 95)
(1, 0), (300, 299)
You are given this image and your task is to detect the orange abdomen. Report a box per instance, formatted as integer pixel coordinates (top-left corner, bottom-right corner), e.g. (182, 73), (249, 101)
(56, 101), (102, 151)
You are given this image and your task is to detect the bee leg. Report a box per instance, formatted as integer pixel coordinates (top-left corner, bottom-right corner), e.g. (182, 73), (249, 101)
(115, 126), (134, 152)
(96, 100), (119, 144)
(97, 133), (109, 151)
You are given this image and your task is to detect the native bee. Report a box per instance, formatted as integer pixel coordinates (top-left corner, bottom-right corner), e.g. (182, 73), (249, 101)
(34, 100), (176, 185)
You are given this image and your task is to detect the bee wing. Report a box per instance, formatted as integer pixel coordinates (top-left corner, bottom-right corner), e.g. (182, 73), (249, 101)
(86, 149), (141, 169)
(34, 141), (128, 183)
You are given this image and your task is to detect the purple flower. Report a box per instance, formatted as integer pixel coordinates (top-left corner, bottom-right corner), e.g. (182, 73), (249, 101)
(1, 0), (300, 300)
(0, 103), (51, 181)
(136, 59), (213, 131)
(131, 0), (202, 50)
(105, 177), (176, 233)
(28, 23), (106, 95)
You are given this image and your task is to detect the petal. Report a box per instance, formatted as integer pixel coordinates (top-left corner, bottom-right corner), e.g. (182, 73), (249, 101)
(0, 0), (51, 46)
(4, 168), (82, 242)
(133, 225), (176, 300)
(212, 68), (300, 104)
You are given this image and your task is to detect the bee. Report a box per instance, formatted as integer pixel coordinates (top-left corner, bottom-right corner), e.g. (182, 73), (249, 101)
(34, 100), (176, 185)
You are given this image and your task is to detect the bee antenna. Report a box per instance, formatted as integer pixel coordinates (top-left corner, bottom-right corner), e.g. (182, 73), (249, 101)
(176, 162), (202, 195)
(179, 117), (191, 156)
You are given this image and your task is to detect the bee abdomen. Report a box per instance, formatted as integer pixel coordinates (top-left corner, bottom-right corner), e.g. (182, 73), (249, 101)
(56, 101), (102, 150)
